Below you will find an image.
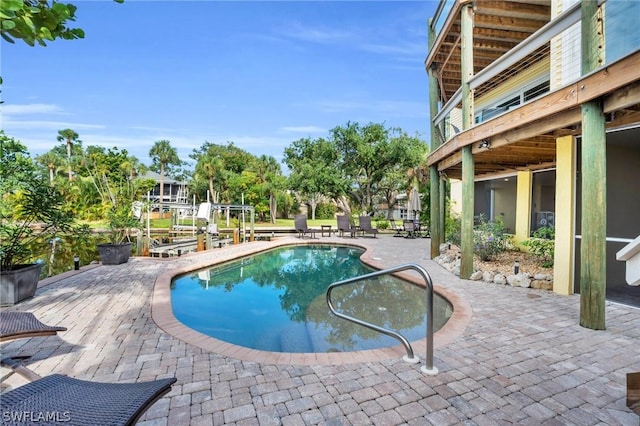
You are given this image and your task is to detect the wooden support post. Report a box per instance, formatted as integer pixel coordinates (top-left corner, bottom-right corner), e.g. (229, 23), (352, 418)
(580, 98), (606, 330)
(579, 0), (606, 330)
(461, 146), (474, 279)
(430, 166), (440, 258)
(439, 176), (446, 241)
(460, 3), (475, 279)
(428, 18), (442, 258)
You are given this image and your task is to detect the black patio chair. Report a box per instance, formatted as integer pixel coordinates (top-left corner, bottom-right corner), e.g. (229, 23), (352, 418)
(294, 214), (318, 238)
(0, 373), (177, 426)
(1, 311), (177, 425)
(0, 311), (67, 343)
(337, 215), (358, 238)
(357, 216), (378, 238)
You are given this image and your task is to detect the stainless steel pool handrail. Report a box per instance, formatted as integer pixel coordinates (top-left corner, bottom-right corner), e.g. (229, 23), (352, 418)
(326, 263), (438, 375)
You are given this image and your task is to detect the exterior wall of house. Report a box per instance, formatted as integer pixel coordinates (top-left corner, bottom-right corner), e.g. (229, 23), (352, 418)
(550, 0), (581, 89)
(474, 177), (517, 233)
(450, 180), (462, 216)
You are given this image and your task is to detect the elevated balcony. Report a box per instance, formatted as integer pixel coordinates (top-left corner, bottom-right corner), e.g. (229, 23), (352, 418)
(426, 0), (640, 179)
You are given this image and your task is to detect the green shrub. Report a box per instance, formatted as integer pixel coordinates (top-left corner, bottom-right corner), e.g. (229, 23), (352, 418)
(522, 226), (555, 267)
(315, 203), (337, 220)
(473, 215), (509, 261)
(445, 214), (461, 246)
(375, 219), (389, 230)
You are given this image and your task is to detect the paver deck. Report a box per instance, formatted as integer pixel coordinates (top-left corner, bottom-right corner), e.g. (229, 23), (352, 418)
(1, 234), (639, 425)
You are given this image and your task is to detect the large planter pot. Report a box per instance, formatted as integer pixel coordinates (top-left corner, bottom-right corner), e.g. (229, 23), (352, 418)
(97, 242), (133, 265)
(0, 263), (43, 306)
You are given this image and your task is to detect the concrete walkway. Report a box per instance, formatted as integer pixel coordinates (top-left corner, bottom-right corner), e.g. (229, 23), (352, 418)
(1, 235), (639, 425)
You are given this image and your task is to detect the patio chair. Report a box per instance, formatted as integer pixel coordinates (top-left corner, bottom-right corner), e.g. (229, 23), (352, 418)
(294, 214), (317, 239)
(337, 215), (358, 238)
(1, 311), (177, 424)
(0, 311), (67, 343)
(357, 216), (378, 238)
(0, 373), (176, 426)
(389, 219), (404, 237)
(403, 220), (417, 239)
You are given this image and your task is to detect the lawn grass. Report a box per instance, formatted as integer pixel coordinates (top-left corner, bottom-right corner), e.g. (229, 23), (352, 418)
(82, 217), (341, 230)
(150, 217), (336, 229)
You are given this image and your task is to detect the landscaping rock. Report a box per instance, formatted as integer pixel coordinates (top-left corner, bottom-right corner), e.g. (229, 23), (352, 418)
(470, 271), (483, 281)
(494, 274), (507, 285)
(507, 274), (519, 286)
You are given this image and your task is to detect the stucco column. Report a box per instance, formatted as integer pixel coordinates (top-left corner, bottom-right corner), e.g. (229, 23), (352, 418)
(554, 135), (576, 295)
(514, 171), (532, 246)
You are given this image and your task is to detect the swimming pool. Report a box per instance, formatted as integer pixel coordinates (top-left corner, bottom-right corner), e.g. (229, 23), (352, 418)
(171, 245), (452, 353)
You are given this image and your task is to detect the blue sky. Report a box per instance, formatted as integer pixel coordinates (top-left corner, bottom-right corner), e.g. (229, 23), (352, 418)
(2, 1), (436, 169)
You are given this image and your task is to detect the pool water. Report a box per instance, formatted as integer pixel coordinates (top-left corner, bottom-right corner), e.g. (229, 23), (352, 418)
(171, 245), (452, 353)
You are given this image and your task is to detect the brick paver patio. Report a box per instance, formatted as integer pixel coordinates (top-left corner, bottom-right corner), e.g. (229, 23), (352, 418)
(1, 235), (638, 425)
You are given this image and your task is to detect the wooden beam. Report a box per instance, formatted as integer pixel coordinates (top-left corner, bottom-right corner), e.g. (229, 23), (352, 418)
(474, 15), (544, 32)
(475, 1), (550, 18)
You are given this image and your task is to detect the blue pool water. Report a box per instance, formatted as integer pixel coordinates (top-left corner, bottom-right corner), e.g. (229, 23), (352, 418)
(171, 245), (452, 353)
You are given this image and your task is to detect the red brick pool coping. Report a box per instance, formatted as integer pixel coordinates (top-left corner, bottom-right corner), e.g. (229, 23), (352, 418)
(151, 238), (471, 366)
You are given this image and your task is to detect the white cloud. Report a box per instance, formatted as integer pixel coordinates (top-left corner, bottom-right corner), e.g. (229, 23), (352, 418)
(3, 119), (105, 131)
(279, 22), (354, 44)
(2, 103), (64, 115)
(279, 126), (326, 134)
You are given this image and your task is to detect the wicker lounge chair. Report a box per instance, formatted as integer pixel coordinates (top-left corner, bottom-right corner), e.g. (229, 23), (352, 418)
(294, 214), (318, 238)
(0, 311), (67, 343)
(337, 215), (358, 238)
(1, 311), (177, 424)
(357, 216), (378, 238)
(1, 374), (176, 426)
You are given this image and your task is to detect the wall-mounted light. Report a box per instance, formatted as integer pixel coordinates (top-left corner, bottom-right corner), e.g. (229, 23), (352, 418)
(479, 139), (491, 149)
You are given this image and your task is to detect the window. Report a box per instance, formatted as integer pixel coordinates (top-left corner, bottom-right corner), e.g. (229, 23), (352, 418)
(475, 78), (550, 124)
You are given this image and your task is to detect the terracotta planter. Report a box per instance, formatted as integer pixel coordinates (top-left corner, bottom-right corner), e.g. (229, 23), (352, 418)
(0, 263), (43, 306)
(97, 242), (133, 265)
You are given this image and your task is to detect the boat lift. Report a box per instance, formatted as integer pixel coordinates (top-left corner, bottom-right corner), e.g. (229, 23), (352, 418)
(195, 202), (255, 246)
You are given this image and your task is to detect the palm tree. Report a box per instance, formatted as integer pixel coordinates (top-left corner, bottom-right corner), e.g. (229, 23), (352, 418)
(255, 155), (285, 224)
(149, 140), (181, 214)
(36, 151), (64, 184)
(196, 155), (225, 204)
(56, 129), (80, 181)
